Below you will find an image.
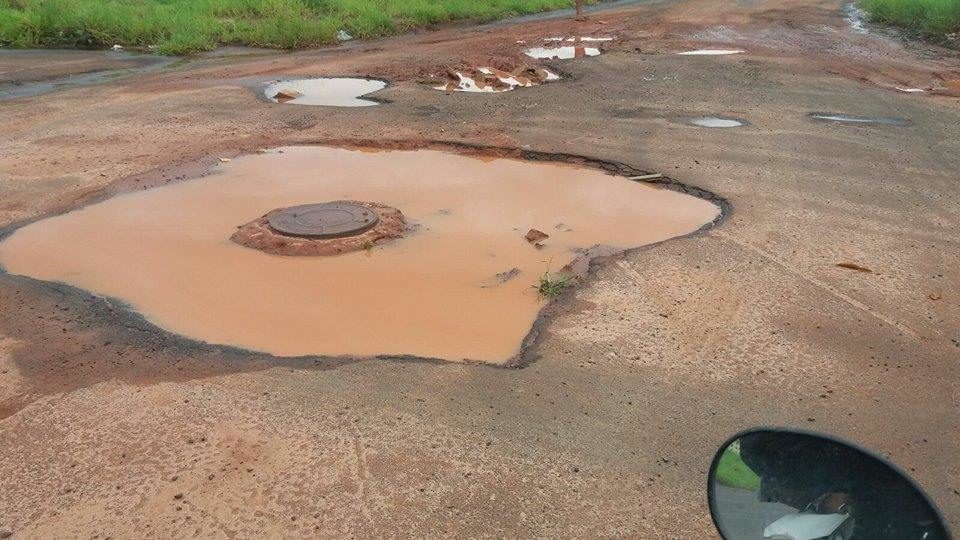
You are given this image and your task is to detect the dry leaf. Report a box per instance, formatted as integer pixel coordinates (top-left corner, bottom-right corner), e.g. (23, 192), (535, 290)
(837, 262), (872, 273)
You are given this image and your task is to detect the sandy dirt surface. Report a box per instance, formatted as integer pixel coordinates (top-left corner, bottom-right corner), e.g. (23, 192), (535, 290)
(0, 0), (958, 536)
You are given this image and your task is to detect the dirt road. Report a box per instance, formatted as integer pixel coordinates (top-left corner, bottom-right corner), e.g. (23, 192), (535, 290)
(0, 0), (958, 536)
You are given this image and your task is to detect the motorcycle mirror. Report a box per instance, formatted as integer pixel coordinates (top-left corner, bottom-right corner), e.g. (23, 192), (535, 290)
(708, 428), (950, 540)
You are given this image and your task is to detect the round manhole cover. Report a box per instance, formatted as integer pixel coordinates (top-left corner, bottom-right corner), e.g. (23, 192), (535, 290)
(268, 202), (380, 239)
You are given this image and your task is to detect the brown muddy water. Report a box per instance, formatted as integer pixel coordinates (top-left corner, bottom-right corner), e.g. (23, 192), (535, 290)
(0, 147), (719, 364)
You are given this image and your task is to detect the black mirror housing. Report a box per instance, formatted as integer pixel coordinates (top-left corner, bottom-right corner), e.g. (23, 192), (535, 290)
(708, 428), (950, 540)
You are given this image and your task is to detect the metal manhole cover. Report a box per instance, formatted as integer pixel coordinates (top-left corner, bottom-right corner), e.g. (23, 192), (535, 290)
(268, 202), (379, 239)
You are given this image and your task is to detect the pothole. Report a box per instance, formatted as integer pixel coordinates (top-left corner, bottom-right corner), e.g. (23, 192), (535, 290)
(808, 112), (910, 126)
(263, 78), (386, 106)
(433, 67), (558, 93)
(677, 49), (744, 55)
(525, 46), (601, 59)
(524, 37), (610, 59)
(690, 116), (746, 128)
(0, 146), (720, 364)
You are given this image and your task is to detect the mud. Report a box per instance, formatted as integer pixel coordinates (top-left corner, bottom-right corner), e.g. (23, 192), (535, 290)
(0, 146), (719, 363)
(263, 78), (387, 106)
(0, 49), (174, 101)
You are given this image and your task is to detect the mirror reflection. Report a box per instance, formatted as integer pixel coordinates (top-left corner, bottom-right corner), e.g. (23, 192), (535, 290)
(710, 430), (948, 540)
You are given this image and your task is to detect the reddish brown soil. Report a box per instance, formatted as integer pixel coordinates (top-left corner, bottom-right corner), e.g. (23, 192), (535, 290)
(0, 49), (152, 84)
(0, 0), (958, 536)
(231, 201), (407, 256)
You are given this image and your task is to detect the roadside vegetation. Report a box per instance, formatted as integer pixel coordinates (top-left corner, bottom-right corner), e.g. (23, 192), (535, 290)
(0, 0), (594, 55)
(714, 446), (761, 491)
(861, 0), (960, 37)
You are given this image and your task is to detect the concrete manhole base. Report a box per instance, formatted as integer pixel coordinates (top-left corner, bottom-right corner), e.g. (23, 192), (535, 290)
(231, 200), (407, 256)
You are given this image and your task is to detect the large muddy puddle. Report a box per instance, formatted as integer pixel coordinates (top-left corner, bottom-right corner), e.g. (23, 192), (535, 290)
(0, 147), (719, 364)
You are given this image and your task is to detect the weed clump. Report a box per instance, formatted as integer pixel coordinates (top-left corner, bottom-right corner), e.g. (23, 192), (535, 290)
(533, 269), (572, 299)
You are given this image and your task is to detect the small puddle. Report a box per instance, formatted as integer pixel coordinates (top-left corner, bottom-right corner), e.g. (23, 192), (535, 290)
(433, 67), (559, 93)
(808, 112), (909, 126)
(543, 36), (614, 42)
(263, 78), (386, 106)
(525, 46), (601, 59)
(525, 37), (610, 60)
(677, 49), (744, 55)
(0, 147), (719, 364)
(690, 117), (745, 128)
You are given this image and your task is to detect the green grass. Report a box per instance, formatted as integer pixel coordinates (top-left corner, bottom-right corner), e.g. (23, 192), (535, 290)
(0, 0), (595, 55)
(714, 446), (761, 491)
(861, 0), (960, 36)
(532, 269), (572, 299)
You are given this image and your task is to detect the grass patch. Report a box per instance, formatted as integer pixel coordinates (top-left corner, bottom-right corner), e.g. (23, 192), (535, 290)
(714, 446), (761, 491)
(861, 0), (960, 36)
(0, 0), (597, 55)
(533, 268), (572, 299)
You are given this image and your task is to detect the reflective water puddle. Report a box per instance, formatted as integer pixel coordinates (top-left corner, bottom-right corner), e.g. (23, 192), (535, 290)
(434, 67), (559, 92)
(0, 147), (719, 364)
(525, 46), (601, 59)
(677, 49), (744, 55)
(690, 117), (745, 128)
(525, 36), (610, 59)
(263, 78), (386, 106)
(543, 36), (614, 42)
(808, 112), (909, 126)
